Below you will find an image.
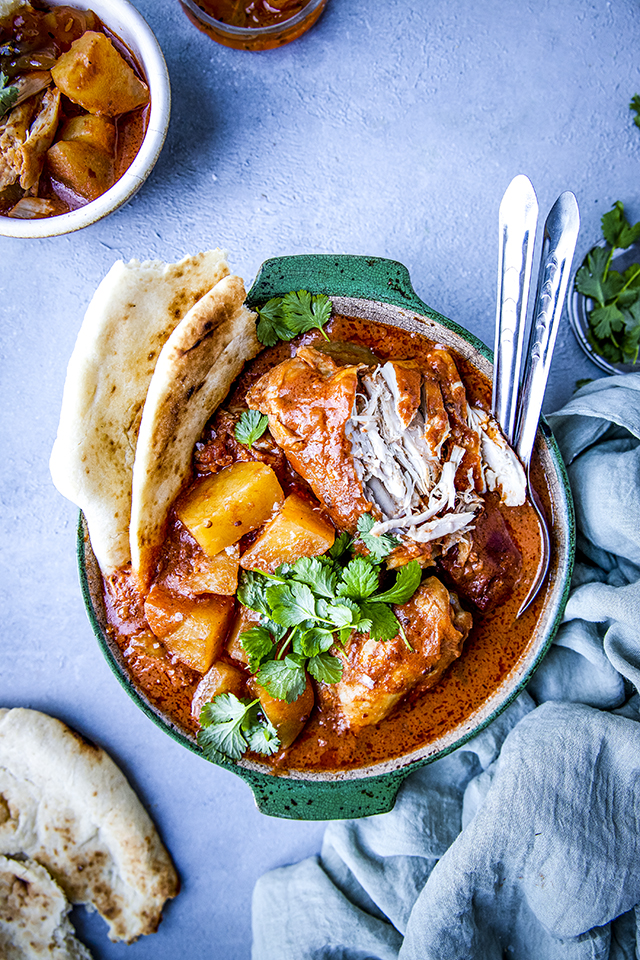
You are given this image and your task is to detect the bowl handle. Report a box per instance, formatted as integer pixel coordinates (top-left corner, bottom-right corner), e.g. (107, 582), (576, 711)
(246, 253), (431, 315)
(236, 765), (414, 821)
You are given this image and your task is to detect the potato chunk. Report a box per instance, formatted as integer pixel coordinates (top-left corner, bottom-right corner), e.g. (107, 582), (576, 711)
(176, 462), (284, 558)
(250, 675), (314, 750)
(51, 32), (150, 117)
(144, 585), (234, 674)
(178, 544), (240, 597)
(191, 661), (246, 721)
(240, 494), (335, 572)
(46, 140), (113, 201)
(59, 114), (115, 154)
(225, 605), (262, 664)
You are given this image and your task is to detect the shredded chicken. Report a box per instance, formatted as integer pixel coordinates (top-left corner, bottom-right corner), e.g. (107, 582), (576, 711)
(0, 97), (38, 189)
(19, 87), (60, 190)
(247, 341), (527, 565)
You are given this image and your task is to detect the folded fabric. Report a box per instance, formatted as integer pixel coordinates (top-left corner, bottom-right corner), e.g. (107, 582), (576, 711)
(252, 372), (640, 960)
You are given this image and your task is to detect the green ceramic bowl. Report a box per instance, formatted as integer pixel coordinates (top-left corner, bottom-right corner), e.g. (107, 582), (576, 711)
(79, 254), (575, 821)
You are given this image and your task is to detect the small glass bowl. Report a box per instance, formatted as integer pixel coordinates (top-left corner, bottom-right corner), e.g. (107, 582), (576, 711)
(568, 240), (640, 375)
(179, 0), (328, 51)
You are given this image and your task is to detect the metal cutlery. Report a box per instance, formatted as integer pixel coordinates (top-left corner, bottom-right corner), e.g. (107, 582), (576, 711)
(493, 178), (580, 616)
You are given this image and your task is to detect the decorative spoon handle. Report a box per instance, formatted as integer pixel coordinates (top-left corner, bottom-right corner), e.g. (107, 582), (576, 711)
(492, 174), (539, 444)
(515, 191), (580, 466)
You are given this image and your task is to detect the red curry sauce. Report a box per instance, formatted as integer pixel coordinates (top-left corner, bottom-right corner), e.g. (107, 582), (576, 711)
(102, 315), (546, 772)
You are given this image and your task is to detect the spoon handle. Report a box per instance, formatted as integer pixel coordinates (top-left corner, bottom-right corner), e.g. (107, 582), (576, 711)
(515, 191), (580, 467)
(492, 174), (539, 444)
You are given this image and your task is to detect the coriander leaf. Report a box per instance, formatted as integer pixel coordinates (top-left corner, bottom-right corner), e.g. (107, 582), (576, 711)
(0, 71), (18, 119)
(293, 626), (334, 657)
(282, 290), (332, 339)
(307, 652), (343, 684)
(338, 556), (379, 600)
(257, 657), (307, 703)
(600, 269), (626, 303)
(371, 561), (422, 605)
(359, 601), (401, 641)
(240, 626), (276, 672)
(328, 530), (352, 560)
(356, 513), (400, 562)
(575, 246), (611, 305)
(290, 555), (337, 598)
(590, 302), (625, 340)
(324, 601), (357, 628)
(601, 201), (640, 250)
(234, 409), (268, 448)
(197, 724), (238, 763)
(201, 692), (248, 726)
(256, 297), (296, 346)
(198, 694), (255, 761)
(237, 569), (271, 617)
(267, 581), (317, 627)
(632, 94), (640, 129)
(245, 718), (281, 756)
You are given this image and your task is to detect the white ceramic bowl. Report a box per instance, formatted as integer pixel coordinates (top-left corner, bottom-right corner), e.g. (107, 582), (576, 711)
(0, 0), (171, 238)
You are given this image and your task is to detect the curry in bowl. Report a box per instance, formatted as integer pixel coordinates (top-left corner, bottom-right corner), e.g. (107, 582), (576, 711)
(51, 251), (564, 797)
(0, 0), (150, 219)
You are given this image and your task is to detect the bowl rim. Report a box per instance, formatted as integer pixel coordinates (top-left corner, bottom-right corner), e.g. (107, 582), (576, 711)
(0, 0), (171, 239)
(180, 0), (327, 38)
(77, 254), (575, 818)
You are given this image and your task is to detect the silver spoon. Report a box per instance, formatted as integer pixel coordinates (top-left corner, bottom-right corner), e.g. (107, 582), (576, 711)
(513, 190), (580, 615)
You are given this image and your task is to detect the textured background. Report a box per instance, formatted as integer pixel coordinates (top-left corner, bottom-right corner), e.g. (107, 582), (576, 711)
(0, 0), (639, 957)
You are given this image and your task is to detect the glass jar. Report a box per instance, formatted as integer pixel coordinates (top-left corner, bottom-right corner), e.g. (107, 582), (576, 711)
(179, 0), (328, 51)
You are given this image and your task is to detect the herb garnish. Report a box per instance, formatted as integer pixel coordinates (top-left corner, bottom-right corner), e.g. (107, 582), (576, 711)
(0, 71), (18, 120)
(574, 201), (640, 365)
(630, 94), (640, 129)
(197, 694), (280, 761)
(237, 535), (421, 702)
(256, 290), (332, 346)
(234, 409), (268, 448)
(197, 514), (423, 762)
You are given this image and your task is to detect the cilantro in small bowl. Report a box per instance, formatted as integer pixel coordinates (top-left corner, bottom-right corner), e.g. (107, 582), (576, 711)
(569, 201), (640, 372)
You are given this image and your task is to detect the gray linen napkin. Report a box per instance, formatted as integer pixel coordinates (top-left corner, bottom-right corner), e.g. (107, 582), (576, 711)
(252, 372), (640, 960)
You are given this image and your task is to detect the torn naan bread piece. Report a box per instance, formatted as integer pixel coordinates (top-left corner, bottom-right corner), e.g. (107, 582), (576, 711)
(49, 250), (230, 575)
(130, 274), (261, 588)
(0, 708), (178, 944)
(0, 855), (92, 960)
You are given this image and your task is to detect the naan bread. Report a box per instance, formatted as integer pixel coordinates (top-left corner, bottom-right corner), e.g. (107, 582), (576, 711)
(0, 855), (92, 960)
(0, 708), (178, 944)
(50, 250), (230, 575)
(130, 274), (261, 587)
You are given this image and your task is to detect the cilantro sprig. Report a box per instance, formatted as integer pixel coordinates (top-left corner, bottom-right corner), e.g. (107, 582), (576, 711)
(256, 290), (332, 346)
(575, 201), (640, 365)
(631, 94), (640, 129)
(0, 71), (18, 120)
(234, 409), (268, 448)
(236, 522), (422, 703)
(197, 694), (280, 762)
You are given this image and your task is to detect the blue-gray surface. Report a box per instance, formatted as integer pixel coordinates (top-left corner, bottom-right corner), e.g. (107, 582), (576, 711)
(0, 1), (638, 957)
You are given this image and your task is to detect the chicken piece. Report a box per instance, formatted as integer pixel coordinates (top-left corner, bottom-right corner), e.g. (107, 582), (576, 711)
(51, 32), (150, 117)
(7, 196), (66, 218)
(19, 86), (60, 190)
(438, 497), (523, 610)
(324, 576), (472, 729)
(246, 346), (371, 532)
(0, 98), (38, 189)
